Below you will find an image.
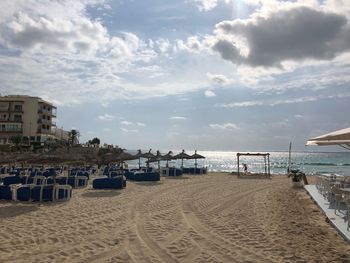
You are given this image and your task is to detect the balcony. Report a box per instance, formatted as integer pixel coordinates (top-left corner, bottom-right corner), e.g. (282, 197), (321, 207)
(0, 128), (23, 133)
(37, 128), (52, 134)
(51, 108), (57, 117)
(38, 118), (53, 125)
(0, 119), (23, 123)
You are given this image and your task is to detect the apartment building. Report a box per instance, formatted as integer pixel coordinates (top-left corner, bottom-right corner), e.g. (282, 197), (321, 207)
(0, 95), (64, 144)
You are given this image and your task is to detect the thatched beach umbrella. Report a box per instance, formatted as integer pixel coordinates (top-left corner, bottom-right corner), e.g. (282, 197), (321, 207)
(147, 150), (164, 171)
(116, 151), (138, 162)
(134, 149), (143, 169)
(140, 149), (155, 168)
(162, 151), (173, 167)
(173, 149), (191, 168)
(189, 150), (205, 169)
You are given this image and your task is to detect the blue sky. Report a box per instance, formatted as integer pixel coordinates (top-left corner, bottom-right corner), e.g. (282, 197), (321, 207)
(0, 0), (350, 151)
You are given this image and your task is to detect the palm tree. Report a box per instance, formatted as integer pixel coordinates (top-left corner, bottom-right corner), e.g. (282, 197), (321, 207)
(69, 129), (80, 146)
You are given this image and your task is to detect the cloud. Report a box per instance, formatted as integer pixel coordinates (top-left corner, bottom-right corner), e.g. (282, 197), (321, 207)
(212, 5), (350, 68)
(218, 92), (350, 108)
(121, 128), (138, 133)
(209, 123), (239, 130)
(190, 0), (232, 12)
(121, 120), (133, 125)
(207, 73), (232, 85)
(204, 90), (216, 97)
(169, 116), (187, 120)
(98, 113), (114, 121)
(120, 120), (145, 127)
(191, 0), (218, 11)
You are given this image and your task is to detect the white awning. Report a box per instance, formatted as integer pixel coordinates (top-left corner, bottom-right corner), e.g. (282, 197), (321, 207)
(306, 127), (350, 150)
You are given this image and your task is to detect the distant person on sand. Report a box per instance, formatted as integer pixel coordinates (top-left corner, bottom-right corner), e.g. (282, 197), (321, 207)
(243, 163), (248, 173)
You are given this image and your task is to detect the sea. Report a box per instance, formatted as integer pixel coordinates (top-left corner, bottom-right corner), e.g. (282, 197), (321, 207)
(127, 151), (350, 175)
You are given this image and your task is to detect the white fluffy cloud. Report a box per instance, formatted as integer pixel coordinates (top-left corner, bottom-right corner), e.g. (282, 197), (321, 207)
(121, 128), (138, 133)
(190, 0), (232, 12)
(204, 90), (216, 97)
(217, 92), (350, 108)
(207, 73), (232, 85)
(121, 121), (133, 125)
(98, 113), (114, 121)
(209, 123), (239, 130)
(0, 0), (204, 105)
(169, 116), (187, 120)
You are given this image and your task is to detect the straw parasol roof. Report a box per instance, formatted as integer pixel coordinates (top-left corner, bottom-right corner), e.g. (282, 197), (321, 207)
(115, 151), (138, 162)
(140, 149), (155, 168)
(161, 151), (173, 167)
(189, 150), (205, 168)
(173, 149), (191, 168)
(147, 150), (163, 170)
(140, 149), (155, 159)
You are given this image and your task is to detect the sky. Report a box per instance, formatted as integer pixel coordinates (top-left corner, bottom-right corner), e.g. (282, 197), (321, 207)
(0, 0), (350, 152)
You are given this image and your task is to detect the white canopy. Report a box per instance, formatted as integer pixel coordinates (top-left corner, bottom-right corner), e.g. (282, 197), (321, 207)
(306, 127), (350, 150)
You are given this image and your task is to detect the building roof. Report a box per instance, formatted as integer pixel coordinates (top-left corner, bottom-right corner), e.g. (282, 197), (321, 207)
(0, 95), (56, 107)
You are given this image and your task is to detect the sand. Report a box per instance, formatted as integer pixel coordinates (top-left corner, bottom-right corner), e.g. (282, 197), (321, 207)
(0, 173), (349, 263)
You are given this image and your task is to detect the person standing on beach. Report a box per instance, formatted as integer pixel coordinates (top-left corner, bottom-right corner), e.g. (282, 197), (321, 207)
(243, 163), (248, 173)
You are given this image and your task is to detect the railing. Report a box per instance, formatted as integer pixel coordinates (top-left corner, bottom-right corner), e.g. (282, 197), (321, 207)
(37, 128), (51, 134)
(0, 119), (23, 123)
(38, 119), (53, 125)
(0, 128), (22, 133)
(38, 108), (56, 116)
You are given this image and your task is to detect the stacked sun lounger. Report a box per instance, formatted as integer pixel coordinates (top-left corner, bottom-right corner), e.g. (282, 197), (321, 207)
(92, 176), (125, 189)
(182, 167), (207, 175)
(128, 168), (160, 181)
(92, 165), (126, 189)
(0, 174), (72, 202)
(160, 167), (183, 176)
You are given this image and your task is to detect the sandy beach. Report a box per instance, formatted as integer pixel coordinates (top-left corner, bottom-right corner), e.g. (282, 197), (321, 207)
(1, 173), (350, 263)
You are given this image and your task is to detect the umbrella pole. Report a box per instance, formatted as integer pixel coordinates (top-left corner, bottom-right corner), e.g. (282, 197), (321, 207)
(182, 158), (184, 168)
(139, 157), (141, 169)
(195, 158), (197, 169)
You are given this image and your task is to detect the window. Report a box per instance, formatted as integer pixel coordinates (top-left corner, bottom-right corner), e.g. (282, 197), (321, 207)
(14, 115), (22, 122)
(3, 124), (21, 131)
(14, 105), (22, 111)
